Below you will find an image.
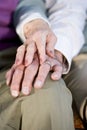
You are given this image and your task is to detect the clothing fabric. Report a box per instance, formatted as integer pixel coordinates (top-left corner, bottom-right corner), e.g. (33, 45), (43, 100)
(0, 0), (87, 129)
(64, 22), (87, 124)
(14, 0), (87, 73)
(0, 0), (20, 50)
(64, 54), (87, 122)
(0, 49), (74, 130)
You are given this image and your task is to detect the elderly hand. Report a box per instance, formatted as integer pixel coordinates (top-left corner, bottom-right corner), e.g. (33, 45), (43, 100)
(34, 50), (64, 89)
(6, 50), (64, 97)
(15, 19), (57, 66)
(6, 54), (39, 97)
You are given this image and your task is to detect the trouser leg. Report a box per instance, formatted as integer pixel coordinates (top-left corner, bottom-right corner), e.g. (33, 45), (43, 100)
(0, 72), (74, 130)
(21, 75), (74, 130)
(64, 54), (87, 123)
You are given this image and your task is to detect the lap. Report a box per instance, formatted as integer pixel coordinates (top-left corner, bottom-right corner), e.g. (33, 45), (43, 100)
(0, 69), (73, 130)
(0, 48), (74, 130)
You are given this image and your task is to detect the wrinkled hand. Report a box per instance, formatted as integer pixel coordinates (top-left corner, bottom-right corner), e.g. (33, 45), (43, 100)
(6, 54), (39, 97)
(34, 50), (64, 88)
(15, 19), (57, 66)
(6, 51), (64, 97)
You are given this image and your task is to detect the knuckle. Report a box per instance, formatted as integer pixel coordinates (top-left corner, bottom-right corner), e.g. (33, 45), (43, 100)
(37, 76), (44, 82)
(17, 45), (25, 52)
(15, 69), (20, 75)
(15, 65), (24, 73)
(11, 84), (19, 90)
(27, 62), (38, 71)
(27, 46), (34, 53)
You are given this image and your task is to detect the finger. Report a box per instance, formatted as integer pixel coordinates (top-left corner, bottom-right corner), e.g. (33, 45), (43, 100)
(15, 45), (26, 65)
(10, 65), (25, 97)
(46, 32), (57, 57)
(5, 64), (16, 86)
(22, 54), (39, 95)
(34, 61), (50, 89)
(55, 50), (63, 63)
(6, 68), (14, 86)
(51, 64), (63, 80)
(33, 32), (47, 64)
(24, 40), (36, 66)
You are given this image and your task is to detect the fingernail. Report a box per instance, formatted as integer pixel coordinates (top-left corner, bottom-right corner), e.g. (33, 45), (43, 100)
(11, 90), (19, 97)
(52, 73), (61, 80)
(53, 74), (58, 80)
(34, 80), (42, 88)
(22, 87), (30, 95)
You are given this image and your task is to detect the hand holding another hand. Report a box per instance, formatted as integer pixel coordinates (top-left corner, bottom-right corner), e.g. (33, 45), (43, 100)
(6, 19), (65, 97)
(6, 50), (64, 97)
(15, 19), (57, 66)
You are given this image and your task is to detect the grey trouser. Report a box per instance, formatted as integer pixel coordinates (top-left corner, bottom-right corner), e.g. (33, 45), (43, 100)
(0, 48), (74, 130)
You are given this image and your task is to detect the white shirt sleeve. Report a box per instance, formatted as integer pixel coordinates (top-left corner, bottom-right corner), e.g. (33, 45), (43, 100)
(47, 0), (87, 73)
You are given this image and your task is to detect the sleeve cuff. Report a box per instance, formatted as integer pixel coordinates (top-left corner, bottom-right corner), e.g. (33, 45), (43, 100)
(54, 33), (73, 74)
